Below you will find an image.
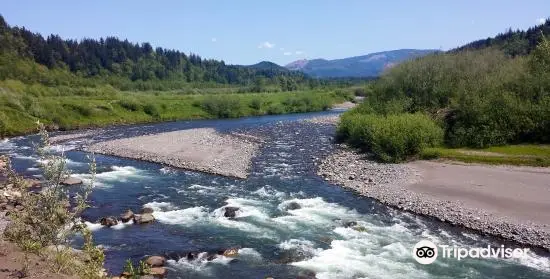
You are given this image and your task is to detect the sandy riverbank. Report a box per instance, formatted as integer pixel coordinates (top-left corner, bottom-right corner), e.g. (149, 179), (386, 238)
(87, 128), (262, 179)
(317, 147), (550, 249)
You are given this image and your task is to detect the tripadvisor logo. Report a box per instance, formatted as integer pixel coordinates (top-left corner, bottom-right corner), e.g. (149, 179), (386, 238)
(413, 240), (438, 264)
(412, 239), (530, 264)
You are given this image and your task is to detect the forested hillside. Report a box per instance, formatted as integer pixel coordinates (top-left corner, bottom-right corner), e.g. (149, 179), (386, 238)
(0, 15), (361, 136)
(454, 19), (550, 56)
(338, 20), (550, 164)
(0, 14), (310, 91)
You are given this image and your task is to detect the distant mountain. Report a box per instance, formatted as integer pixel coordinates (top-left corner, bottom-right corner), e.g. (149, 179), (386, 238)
(285, 49), (438, 78)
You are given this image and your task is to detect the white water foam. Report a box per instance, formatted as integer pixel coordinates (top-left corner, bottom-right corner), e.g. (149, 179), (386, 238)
(144, 201), (178, 212)
(0, 139), (16, 151)
(290, 226), (430, 279)
(75, 165), (147, 188)
(84, 220), (133, 231)
(84, 221), (104, 232)
(167, 253), (235, 275)
(252, 186), (288, 200)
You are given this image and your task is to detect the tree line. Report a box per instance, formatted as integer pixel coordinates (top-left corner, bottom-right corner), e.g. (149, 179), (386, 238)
(0, 14), (312, 91)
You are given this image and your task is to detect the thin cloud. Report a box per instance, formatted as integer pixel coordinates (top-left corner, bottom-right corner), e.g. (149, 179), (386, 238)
(258, 41), (275, 49)
(211, 38), (217, 42)
(295, 51), (304, 55)
(283, 52), (293, 56)
(537, 18), (546, 24)
(280, 47), (285, 51)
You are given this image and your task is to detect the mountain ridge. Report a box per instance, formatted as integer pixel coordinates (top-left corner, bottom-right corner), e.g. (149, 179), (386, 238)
(285, 49), (438, 78)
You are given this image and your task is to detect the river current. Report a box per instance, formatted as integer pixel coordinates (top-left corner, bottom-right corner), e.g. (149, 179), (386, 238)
(1, 111), (549, 279)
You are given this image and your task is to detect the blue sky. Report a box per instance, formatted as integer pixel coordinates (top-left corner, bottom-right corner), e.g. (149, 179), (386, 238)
(2, 0), (549, 65)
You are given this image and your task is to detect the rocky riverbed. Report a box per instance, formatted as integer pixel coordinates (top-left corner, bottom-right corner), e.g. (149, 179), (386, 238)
(317, 147), (550, 250)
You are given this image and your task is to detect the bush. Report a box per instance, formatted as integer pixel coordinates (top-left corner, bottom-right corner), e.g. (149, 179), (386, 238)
(354, 88), (367, 97)
(338, 113), (443, 162)
(118, 99), (141, 111)
(4, 122), (105, 278)
(200, 96), (244, 118)
(143, 104), (161, 118)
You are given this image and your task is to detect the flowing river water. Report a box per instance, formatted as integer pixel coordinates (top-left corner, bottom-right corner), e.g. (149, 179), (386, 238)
(1, 111), (549, 279)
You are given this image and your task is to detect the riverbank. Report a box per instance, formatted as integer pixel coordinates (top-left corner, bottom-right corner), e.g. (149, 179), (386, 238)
(318, 146), (550, 250)
(87, 128), (262, 179)
(0, 87), (350, 137)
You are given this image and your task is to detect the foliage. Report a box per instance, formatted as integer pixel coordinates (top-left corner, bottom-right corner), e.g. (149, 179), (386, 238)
(123, 259), (151, 279)
(337, 112), (443, 162)
(454, 19), (550, 56)
(199, 95), (245, 118)
(341, 37), (550, 151)
(3, 122), (105, 278)
(0, 83), (346, 137)
(0, 14), (311, 91)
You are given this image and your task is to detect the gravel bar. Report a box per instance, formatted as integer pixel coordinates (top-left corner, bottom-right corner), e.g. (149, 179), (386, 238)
(88, 128), (261, 179)
(317, 146), (550, 250)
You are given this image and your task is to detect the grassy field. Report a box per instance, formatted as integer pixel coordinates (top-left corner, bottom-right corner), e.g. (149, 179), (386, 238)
(0, 81), (352, 136)
(421, 145), (550, 167)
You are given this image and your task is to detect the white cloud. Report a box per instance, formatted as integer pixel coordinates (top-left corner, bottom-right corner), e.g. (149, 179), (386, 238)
(283, 52), (293, 56)
(537, 18), (546, 24)
(258, 41), (275, 49)
(211, 38), (217, 42)
(295, 51), (304, 55)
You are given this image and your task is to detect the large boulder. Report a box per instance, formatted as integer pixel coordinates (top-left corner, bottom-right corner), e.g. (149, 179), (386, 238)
(134, 213), (155, 224)
(223, 207), (239, 218)
(61, 177), (83, 186)
(120, 209), (134, 223)
(145, 256), (166, 267)
(99, 216), (118, 227)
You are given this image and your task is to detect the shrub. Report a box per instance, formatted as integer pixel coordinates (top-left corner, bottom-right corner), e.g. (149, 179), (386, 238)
(3, 122), (105, 278)
(200, 96), (244, 118)
(338, 113), (443, 162)
(143, 104), (161, 118)
(249, 98), (263, 110)
(118, 99), (141, 111)
(354, 88), (367, 97)
(266, 103), (286, 115)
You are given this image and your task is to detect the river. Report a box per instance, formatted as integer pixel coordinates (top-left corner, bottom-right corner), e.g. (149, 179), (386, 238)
(1, 111), (549, 279)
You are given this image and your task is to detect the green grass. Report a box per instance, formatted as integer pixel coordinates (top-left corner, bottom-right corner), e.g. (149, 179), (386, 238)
(421, 145), (550, 167)
(0, 83), (350, 137)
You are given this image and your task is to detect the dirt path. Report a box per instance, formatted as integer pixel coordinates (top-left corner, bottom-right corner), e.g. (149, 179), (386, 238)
(408, 161), (550, 229)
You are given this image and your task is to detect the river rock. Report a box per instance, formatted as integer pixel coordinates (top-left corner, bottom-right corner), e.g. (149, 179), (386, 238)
(26, 179), (42, 188)
(186, 252), (199, 261)
(61, 177), (83, 186)
(344, 221), (357, 228)
(222, 248), (239, 257)
(223, 207), (239, 218)
(120, 209), (134, 222)
(285, 201), (301, 210)
(145, 256), (166, 267)
(141, 207), (154, 214)
(134, 213), (155, 224)
(206, 253), (218, 261)
(148, 267), (167, 278)
(99, 216), (118, 227)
